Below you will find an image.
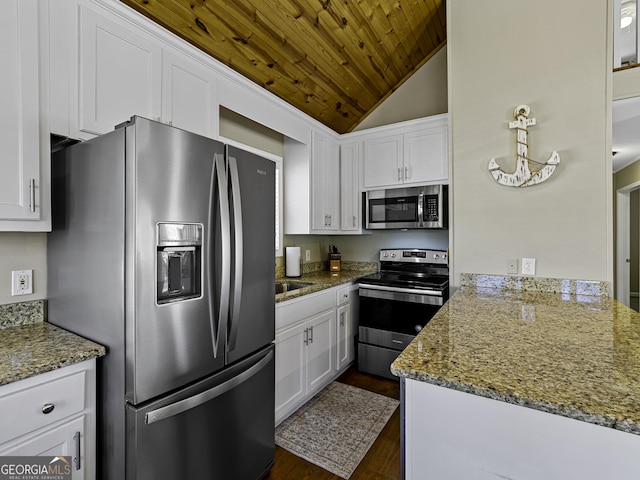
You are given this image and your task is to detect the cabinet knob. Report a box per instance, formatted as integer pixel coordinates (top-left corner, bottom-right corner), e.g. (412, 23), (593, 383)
(42, 403), (55, 414)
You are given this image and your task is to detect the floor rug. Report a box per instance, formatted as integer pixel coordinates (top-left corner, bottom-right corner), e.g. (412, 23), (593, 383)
(275, 381), (399, 479)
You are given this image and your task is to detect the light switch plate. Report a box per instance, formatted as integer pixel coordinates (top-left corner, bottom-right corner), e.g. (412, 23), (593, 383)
(522, 258), (536, 275)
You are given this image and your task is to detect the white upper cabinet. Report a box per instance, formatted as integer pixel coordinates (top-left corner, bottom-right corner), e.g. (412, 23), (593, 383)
(0, 0), (50, 230)
(363, 134), (404, 188)
(78, 6), (162, 136)
(50, 1), (218, 140)
(404, 123), (448, 184)
(311, 132), (340, 231)
(161, 51), (217, 138)
(362, 115), (448, 189)
(340, 142), (361, 232)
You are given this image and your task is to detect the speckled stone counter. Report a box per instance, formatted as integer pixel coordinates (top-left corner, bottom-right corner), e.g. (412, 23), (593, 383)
(276, 263), (376, 303)
(0, 300), (106, 386)
(391, 277), (640, 436)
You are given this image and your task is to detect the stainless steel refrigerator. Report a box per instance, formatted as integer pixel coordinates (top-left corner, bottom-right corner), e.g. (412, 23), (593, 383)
(47, 116), (276, 480)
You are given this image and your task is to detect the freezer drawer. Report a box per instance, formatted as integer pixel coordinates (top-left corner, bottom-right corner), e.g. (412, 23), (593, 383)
(126, 345), (275, 480)
(358, 342), (401, 381)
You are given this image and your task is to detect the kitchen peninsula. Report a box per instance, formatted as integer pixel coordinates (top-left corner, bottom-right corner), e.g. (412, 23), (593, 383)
(392, 274), (640, 480)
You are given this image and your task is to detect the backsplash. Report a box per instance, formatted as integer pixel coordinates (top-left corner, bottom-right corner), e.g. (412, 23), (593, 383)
(0, 300), (45, 329)
(275, 257), (377, 279)
(460, 274), (610, 296)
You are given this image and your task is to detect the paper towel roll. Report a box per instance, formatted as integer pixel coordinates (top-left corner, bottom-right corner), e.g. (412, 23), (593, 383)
(285, 247), (301, 277)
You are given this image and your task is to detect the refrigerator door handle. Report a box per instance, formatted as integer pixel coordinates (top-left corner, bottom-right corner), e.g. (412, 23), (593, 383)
(227, 154), (243, 352)
(144, 350), (273, 425)
(212, 153), (231, 358)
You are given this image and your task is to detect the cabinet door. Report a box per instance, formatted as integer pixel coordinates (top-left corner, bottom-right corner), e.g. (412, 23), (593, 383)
(0, 0), (43, 223)
(161, 51), (217, 138)
(0, 416), (85, 480)
(336, 304), (351, 371)
(311, 133), (340, 231)
(306, 309), (335, 394)
(363, 134), (403, 188)
(404, 125), (448, 184)
(340, 142), (360, 231)
(275, 324), (306, 422)
(78, 6), (161, 135)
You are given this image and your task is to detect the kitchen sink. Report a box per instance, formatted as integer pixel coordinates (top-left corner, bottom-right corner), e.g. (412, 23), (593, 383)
(275, 281), (313, 294)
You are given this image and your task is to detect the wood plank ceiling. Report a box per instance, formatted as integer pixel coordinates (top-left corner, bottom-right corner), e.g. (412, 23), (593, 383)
(120, 0), (446, 134)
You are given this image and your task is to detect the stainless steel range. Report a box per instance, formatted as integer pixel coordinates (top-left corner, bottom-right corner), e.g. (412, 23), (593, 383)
(357, 248), (449, 380)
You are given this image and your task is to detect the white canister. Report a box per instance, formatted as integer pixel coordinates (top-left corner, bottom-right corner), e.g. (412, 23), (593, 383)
(285, 247), (302, 277)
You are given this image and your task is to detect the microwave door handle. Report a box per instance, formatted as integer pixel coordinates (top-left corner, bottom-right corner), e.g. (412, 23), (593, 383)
(227, 154), (243, 352)
(418, 192), (424, 227)
(144, 350), (273, 424)
(211, 153), (230, 359)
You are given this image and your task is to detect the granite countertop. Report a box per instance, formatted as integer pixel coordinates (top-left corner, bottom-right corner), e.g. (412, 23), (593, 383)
(276, 264), (376, 303)
(0, 301), (106, 387)
(391, 276), (640, 436)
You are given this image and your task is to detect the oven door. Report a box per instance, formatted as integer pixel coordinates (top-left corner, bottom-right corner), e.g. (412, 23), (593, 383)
(358, 284), (443, 349)
(357, 285), (443, 379)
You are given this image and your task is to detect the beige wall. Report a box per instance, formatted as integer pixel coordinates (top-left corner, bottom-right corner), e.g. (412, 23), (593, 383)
(353, 47), (448, 131)
(0, 233), (47, 304)
(448, 0), (612, 286)
(219, 107), (284, 157)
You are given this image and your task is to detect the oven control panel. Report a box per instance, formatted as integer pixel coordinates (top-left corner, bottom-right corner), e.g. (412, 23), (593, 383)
(379, 248), (448, 264)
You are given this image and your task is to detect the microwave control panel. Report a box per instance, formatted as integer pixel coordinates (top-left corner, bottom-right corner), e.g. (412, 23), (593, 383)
(424, 195), (440, 222)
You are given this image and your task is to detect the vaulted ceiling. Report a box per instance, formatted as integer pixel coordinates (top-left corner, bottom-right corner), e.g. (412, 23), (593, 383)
(120, 0), (446, 133)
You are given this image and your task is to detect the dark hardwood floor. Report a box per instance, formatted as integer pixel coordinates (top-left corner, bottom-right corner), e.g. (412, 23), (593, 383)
(265, 368), (401, 480)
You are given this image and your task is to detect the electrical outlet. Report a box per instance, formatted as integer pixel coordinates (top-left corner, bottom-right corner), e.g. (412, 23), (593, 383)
(507, 259), (518, 274)
(12, 270), (33, 296)
(522, 258), (536, 275)
(305, 250), (311, 262)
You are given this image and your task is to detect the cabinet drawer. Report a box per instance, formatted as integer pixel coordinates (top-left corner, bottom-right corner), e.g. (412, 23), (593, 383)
(336, 286), (351, 306)
(0, 371), (85, 444)
(276, 289), (334, 331)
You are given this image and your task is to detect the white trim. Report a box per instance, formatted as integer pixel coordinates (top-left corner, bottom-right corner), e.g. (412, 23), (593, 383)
(615, 180), (640, 305)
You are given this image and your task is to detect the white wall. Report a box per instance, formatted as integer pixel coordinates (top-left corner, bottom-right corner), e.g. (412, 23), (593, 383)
(448, 0), (612, 286)
(285, 230), (450, 263)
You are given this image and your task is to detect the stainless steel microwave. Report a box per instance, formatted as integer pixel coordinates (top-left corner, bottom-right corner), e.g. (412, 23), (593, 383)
(365, 185), (448, 230)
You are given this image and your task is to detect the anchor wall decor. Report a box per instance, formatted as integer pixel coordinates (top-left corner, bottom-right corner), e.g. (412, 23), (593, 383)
(488, 105), (560, 187)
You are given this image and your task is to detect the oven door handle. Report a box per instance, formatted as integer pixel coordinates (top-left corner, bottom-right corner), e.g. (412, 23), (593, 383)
(359, 284), (444, 305)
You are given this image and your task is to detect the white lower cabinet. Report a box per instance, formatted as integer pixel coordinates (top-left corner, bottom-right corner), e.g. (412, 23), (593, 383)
(275, 308), (335, 424)
(0, 360), (97, 480)
(275, 284), (356, 424)
(336, 284), (358, 371)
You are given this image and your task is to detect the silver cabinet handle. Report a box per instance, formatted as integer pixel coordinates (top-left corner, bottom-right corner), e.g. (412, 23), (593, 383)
(73, 431), (81, 470)
(304, 328), (309, 346)
(309, 326), (313, 344)
(397, 167), (402, 181)
(405, 166), (409, 180)
(42, 403), (55, 414)
(352, 215), (356, 227)
(29, 178), (36, 213)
